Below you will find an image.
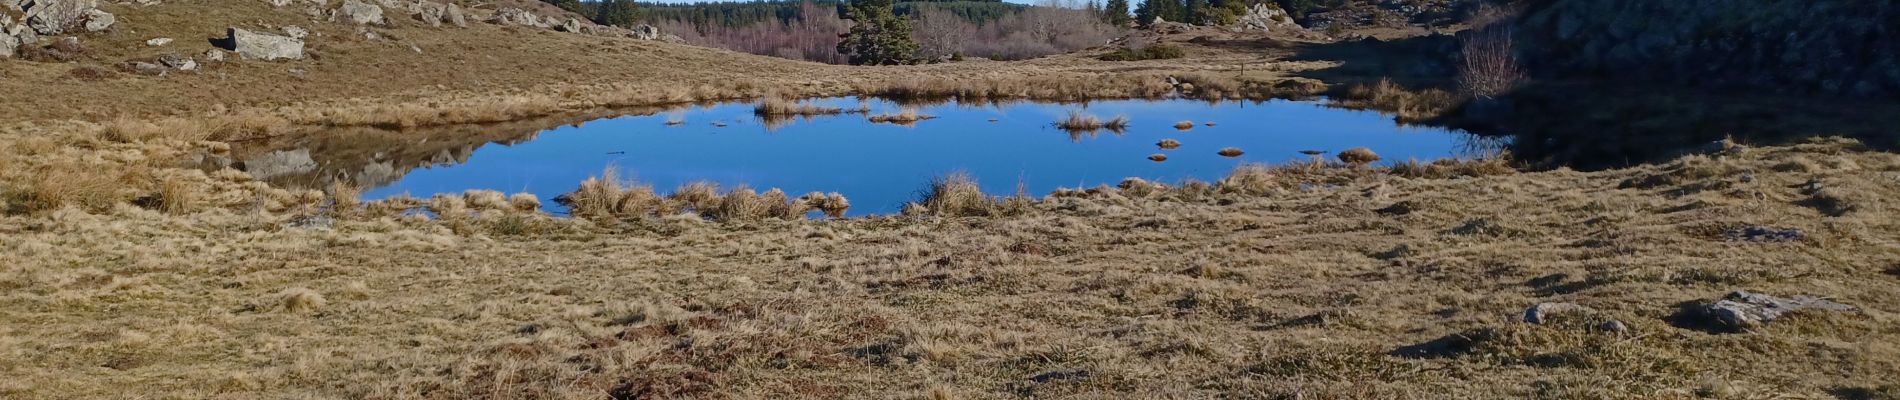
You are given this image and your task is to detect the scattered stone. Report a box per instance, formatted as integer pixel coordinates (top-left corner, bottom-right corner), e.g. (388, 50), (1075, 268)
(202, 48), (225, 62)
(1724, 225), (1804, 243)
(416, 1), (445, 27)
(339, 0), (385, 25)
(81, 8), (113, 32)
(1696, 291), (1858, 330)
(1523, 302), (1595, 324)
(1, 14), (23, 59)
(122, 60), (165, 75)
(282, 25), (308, 39)
(1598, 319), (1630, 334)
(157, 53), (195, 70)
(557, 17), (581, 33)
(145, 37), (171, 46)
(219, 27), (304, 60)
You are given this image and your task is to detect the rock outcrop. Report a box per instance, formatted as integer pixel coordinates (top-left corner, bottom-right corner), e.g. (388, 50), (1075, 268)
(219, 27), (303, 60)
(1517, 0), (1900, 99)
(1233, 3), (1297, 32)
(20, 0), (112, 35)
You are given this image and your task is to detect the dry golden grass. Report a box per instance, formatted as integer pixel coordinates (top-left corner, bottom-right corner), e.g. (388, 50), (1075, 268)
(1, 138), (1897, 399)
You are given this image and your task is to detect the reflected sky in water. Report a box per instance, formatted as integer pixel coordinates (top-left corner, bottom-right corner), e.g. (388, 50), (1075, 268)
(360, 97), (1476, 215)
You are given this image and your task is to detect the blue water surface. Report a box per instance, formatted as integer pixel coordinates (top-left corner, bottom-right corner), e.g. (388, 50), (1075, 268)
(359, 97), (1477, 215)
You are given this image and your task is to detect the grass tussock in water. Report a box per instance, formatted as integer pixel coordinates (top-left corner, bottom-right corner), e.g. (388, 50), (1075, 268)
(1174, 121), (1195, 130)
(1218, 147), (1245, 157)
(754, 97), (865, 117)
(557, 168), (841, 222)
(1055, 111), (1129, 132)
(1333, 78), (1459, 122)
(1338, 147), (1382, 166)
(1158, 139), (1182, 149)
(868, 109), (935, 125)
(1148, 154), (1169, 162)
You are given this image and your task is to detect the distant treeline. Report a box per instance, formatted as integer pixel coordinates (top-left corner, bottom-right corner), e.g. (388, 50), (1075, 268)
(636, 0), (1027, 28)
(638, 0), (1122, 64)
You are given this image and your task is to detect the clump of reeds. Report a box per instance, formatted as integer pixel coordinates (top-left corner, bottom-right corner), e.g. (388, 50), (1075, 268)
(670, 181), (721, 212)
(917, 172), (995, 218)
(1157, 139), (1182, 149)
(1054, 111), (1129, 132)
(156, 176), (197, 215)
(760, 188), (809, 219)
(1218, 147), (1245, 157)
(1148, 154), (1169, 162)
(463, 189), (510, 211)
(329, 181), (362, 213)
(1216, 163), (1277, 196)
(508, 193), (541, 212)
(754, 98), (847, 116)
(1338, 147), (1382, 165)
(1174, 121), (1195, 130)
(709, 186), (769, 222)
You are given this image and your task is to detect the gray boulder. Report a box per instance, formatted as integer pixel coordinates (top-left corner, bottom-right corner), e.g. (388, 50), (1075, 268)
(283, 25), (308, 39)
(220, 27), (303, 60)
(556, 17), (580, 33)
(443, 3), (464, 27)
(81, 7), (111, 32)
(338, 0), (384, 25)
(1700, 291), (1858, 330)
(416, 1), (443, 27)
(1, 14), (20, 59)
(23, 0), (102, 35)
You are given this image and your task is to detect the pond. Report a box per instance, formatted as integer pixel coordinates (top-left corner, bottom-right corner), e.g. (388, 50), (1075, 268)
(231, 97), (1486, 216)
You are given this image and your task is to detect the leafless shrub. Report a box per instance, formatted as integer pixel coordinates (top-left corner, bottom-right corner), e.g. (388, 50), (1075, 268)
(1458, 5), (1527, 99)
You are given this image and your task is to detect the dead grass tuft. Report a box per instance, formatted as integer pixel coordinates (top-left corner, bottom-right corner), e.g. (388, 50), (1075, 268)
(1338, 147), (1382, 165)
(509, 193), (542, 212)
(1218, 147), (1245, 157)
(1148, 154), (1168, 162)
(464, 189), (510, 211)
(671, 181), (722, 212)
(156, 176), (197, 215)
(755, 98), (847, 116)
(918, 172), (995, 217)
(1157, 139), (1181, 149)
(1173, 121), (1195, 130)
(276, 288), (327, 313)
(1336, 78), (1459, 122)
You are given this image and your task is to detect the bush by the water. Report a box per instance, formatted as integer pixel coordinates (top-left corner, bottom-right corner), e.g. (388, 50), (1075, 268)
(1100, 45), (1185, 61)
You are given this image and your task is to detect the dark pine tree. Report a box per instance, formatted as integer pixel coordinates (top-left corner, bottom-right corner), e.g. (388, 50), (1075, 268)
(837, 0), (919, 65)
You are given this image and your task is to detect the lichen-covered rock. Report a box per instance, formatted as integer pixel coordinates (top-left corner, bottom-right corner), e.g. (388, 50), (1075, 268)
(219, 27), (303, 61)
(338, 0), (384, 25)
(1699, 291), (1858, 330)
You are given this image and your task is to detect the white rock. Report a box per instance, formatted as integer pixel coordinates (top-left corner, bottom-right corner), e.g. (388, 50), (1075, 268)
(145, 37), (172, 46)
(220, 27), (303, 60)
